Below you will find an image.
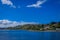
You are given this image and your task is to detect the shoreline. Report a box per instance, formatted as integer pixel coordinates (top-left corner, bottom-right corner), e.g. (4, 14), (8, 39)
(0, 29), (60, 32)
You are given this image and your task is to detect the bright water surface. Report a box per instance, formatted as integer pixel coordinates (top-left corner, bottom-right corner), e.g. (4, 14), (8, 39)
(0, 30), (60, 40)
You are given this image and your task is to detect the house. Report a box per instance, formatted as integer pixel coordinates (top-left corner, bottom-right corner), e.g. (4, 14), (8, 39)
(56, 28), (60, 30)
(44, 26), (50, 30)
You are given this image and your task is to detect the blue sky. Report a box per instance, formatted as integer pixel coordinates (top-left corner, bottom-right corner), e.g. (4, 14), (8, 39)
(0, 0), (60, 24)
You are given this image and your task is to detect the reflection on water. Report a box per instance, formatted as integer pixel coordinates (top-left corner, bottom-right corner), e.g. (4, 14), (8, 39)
(0, 30), (60, 40)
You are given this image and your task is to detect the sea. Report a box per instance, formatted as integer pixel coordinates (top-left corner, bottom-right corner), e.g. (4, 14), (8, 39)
(0, 30), (60, 40)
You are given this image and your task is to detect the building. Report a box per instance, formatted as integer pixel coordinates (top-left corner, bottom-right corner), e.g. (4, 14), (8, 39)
(56, 28), (60, 30)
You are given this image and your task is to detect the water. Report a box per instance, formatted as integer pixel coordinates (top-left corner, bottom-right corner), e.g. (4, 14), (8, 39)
(0, 30), (60, 40)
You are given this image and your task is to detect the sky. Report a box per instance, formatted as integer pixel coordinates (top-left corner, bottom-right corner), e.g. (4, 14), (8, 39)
(0, 0), (60, 27)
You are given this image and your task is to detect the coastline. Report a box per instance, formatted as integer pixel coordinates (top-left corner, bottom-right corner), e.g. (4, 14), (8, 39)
(0, 29), (60, 32)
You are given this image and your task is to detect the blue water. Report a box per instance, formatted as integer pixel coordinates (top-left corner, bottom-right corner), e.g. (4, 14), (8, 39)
(0, 30), (60, 40)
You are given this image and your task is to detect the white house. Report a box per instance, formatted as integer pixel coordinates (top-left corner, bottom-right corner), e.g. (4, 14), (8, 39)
(56, 28), (60, 30)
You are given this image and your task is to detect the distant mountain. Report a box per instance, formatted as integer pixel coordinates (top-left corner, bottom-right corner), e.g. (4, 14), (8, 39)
(5, 22), (60, 31)
(0, 22), (60, 31)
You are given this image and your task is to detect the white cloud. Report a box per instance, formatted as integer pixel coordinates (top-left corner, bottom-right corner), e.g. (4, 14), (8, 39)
(0, 20), (20, 28)
(26, 0), (46, 8)
(1, 0), (16, 8)
(20, 21), (38, 25)
(0, 19), (38, 28)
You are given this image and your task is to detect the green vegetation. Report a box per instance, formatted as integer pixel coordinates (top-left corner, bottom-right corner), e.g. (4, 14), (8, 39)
(0, 22), (60, 31)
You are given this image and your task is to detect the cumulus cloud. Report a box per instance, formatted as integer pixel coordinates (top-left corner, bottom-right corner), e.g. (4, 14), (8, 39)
(1, 0), (16, 8)
(26, 0), (46, 8)
(0, 20), (20, 28)
(0, 20), (38, 28)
